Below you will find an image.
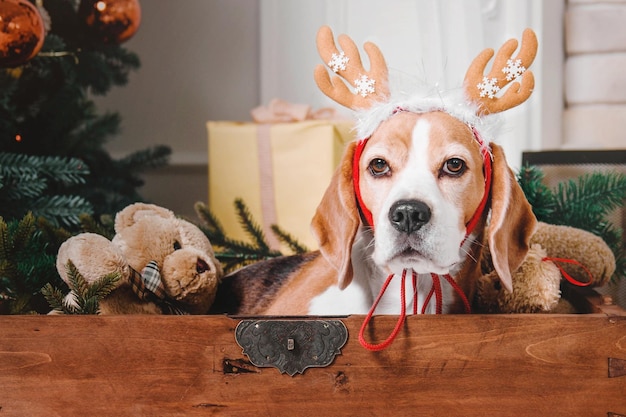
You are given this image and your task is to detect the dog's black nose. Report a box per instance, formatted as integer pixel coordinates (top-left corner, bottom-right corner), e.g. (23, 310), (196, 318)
(389, 200), (431, 233)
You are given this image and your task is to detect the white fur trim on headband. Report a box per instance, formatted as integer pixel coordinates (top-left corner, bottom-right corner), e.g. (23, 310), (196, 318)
(352, 85), (503, 145)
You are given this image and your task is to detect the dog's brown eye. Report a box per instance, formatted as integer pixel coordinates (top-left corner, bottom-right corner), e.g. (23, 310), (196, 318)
(368, 158), (390, 176)
(442, 158), (466, 176)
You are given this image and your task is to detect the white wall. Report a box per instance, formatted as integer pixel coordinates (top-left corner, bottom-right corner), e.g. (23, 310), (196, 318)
(563, 0), (626, 149)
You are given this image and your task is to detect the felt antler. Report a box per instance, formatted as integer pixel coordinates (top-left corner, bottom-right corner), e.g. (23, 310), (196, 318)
(464, 28), (538, 115)
(314, 26), (389, 110)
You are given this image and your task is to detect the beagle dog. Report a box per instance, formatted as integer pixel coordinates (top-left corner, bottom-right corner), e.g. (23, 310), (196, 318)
(211, 27), (539, 317)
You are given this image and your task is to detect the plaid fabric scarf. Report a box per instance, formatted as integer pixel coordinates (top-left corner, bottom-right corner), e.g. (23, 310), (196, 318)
(128, 261), (188, 315)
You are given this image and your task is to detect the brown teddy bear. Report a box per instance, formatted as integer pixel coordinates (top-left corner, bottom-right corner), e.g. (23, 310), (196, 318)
(475, 222), (616, 313)
(55, 203), (223, 314)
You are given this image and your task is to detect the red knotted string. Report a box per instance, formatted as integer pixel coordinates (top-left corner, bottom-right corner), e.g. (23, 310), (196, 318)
(542, 257), (594, 287)
(441, 274), (473, 313)
(430, 274), (443, 314)
(422, 284), (436, 315)
(358, 270), (410, 352)
(412, 271), (418, 315)
(359, 270), (471, 351)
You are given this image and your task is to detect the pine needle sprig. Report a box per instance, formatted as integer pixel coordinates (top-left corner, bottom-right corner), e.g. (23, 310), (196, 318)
(517, 164), (556, 221)
(0, 152), (93, 228)
(234, 199), (271, 252)
(42, 260), (120, 315)
(31, 195), (93, 228)
(271, 224), (309, 254)
(66, 261), (90, 301)
(194, 201), (266, 254)
(0, 216), (10, 260)
(5, 174), (46, 200)
(0, 153), (89, 186)
(35, 217), (72, 249)
(11, 212), (36, 253)
(553, 172), (626, 225)
(0, 213), (66, 314)
(194, 200), (224, 237)
(40, 283), (66, 312)
(78, 213), (115, 239)
(40, 156), (90, 185)
(194, 200), (284, 273)
(117, 145), (172, 171)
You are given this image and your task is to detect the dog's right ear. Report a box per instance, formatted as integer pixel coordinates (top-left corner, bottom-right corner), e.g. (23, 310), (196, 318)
(311, 141), (361, 289)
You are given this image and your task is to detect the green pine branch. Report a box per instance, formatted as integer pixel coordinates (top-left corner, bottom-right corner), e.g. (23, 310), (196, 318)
(10, 211), (35, 254)
(0, 153), (92, 227)
(2, 172), (47, 200)
(0, 152), (89, 185)
(553, 172), (626, 226)
(117, 145), (172, 171)
(78, 213), (115, 240)
(40, 155), (90, 185)
(42, 260), (120, 315)
(517, 164), (556, 221)
(271, 224), (309, 254)
(234, 199), (271, 253)
(31, 195), (93, 228)
(0, 213), (66, 314)
(194, 199), (311, 274)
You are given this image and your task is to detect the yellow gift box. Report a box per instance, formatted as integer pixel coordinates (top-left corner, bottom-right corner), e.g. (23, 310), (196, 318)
(207, 101), (355, 251)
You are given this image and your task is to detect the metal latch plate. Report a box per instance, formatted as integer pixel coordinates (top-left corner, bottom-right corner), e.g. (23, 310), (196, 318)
(235, 319), (348, 376)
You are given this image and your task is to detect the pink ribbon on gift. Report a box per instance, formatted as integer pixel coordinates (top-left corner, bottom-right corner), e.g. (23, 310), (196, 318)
(250, 99), (341, 250)
(251, 98), (340, 123)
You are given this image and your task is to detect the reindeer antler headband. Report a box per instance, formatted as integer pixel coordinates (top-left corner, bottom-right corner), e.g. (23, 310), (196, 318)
(314, 26), (538, 138)
(314, 26), (390, 109)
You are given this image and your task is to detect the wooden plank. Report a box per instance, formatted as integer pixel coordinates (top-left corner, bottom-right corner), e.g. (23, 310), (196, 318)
(0, 314), (625, 416)
(564, 284), (626, 317)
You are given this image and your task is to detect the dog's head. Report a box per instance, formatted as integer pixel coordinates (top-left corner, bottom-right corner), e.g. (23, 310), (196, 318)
(311, 26), (538, 293)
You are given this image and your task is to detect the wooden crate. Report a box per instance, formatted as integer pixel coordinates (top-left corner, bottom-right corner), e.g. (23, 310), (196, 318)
(1, 291), (625, 417)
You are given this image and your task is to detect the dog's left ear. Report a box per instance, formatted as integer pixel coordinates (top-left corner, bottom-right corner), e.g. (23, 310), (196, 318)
(487, 143), (537, 293)
(311, 141), (361, 289)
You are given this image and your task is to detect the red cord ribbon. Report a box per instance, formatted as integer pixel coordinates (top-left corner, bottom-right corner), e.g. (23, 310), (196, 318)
(359, 270), (471, 351)
(358, 270), (410, 352)
(542, 257), (594, 287)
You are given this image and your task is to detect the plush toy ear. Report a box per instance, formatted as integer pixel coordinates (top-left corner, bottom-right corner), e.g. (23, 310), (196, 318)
(487, 143), (537, 293)
(115, 203), (175, 232)
(56, 233), (129, 286)
(311, 141), (361, 290)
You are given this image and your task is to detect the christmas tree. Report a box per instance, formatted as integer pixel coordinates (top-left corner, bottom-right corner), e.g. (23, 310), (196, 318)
(0, 0), (169, 314)
(0, 0), (170, 228)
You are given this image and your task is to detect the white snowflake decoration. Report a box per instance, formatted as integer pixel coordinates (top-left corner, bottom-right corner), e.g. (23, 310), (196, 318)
(328, 52), (349, 73)
(502, 58), (526, 81)
(477, 77), (500, 99)
(354, 74), (376, 97)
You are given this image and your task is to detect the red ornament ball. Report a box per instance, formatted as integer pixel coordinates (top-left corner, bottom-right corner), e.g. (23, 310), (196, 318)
(79, 0), (141, 44)
(0, 0), (45, 68)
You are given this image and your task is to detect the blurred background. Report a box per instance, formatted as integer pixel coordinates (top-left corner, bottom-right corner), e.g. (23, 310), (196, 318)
(94, 0), (609, 218)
